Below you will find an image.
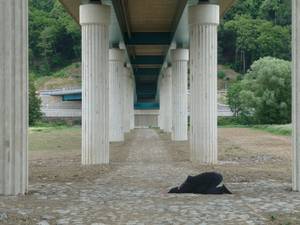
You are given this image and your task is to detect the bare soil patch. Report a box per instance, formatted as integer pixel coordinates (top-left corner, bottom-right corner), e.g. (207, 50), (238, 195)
(29, 127), (130, 183)
(162, 127), (292, 183)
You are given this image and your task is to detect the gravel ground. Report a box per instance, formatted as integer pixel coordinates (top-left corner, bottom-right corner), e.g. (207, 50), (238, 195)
(0, 128), (298, 225)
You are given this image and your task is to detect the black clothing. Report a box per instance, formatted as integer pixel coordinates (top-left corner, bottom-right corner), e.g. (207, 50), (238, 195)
(168, 172), (232, 194)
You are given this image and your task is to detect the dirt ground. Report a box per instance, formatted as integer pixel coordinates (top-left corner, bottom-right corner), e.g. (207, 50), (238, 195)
(28, 127), (291, 185)
(0, 127), (295, 225)
(28, 128), (132, 184)
(160, 127), (292, 184)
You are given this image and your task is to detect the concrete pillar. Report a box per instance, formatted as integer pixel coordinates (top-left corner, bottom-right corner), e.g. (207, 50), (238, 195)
(80, 4), (110, 165)
(158, 77), (162, 128)
(162, 75), (167, 131)
(133, 79), (137, 128)
(159, 75), (165, 130)
(292, 0), (300, 191)
(0, 0), (28, 195)
(109, 49), (125, 142)
(171, 49), (189, 141)
(123, 66), (131, 133)
(164, 67), (173, 133)
(129, 76), (135, 130)
(189, 4), (219, 164)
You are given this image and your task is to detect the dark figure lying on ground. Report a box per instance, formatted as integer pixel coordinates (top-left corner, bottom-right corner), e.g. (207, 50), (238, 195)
(169, 172), (232, 194)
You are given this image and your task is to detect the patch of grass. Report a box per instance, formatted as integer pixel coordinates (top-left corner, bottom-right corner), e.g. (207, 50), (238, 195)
(51, 62), (81, 78)
(29, 125), (81, 152)
(219, 122), (292, 136)
(35, 62), (81, 90)
(218, 70), (226, 79)
(218, 117), (242, 126)
(32, 121), (73, 128)
(218, 117), (292, 136)
(252, 124), (292, 136)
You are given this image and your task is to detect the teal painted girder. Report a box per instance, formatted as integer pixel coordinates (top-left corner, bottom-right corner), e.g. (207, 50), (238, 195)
(109, 0), (193, 106)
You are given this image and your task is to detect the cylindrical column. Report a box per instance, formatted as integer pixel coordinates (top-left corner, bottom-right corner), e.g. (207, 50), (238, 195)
(189, 4), (219, 164)
(293, 0), (300, 191)
(80, 4), (110, 165)
(109, 49), (125, 142)
(164, 67), (173, 133)
(171, 49), (189, 141)
(0, 0), (28, 195)
(129, 76), (135, 130)
(131, 79), (137, 129)
(159, 75), (165, 130)
(123, 66), (131, 133)
(158, 76), (162, 128)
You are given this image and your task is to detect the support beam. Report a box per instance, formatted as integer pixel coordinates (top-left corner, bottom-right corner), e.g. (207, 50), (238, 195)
(189, 4), (219, 164)
(111, 0), (132, 37)
(135, 75), (158, 84)
(134, 68), (161, 76)
(136, 83), (157, 99)
(131, 56), (164, 65)
(109, 49), (125, 142)
(80, 4), (110, 165)
(0, 0), (28, 196)
(171, 49), (189, 141)
(124, 32), (172, 45)
(292, 0), (300, 191)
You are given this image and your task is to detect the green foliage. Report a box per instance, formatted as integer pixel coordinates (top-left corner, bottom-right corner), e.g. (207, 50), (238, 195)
(221, 15), (291, 73)
(227, 81), (243, 117)
(219, 0), (291, 73)
(224, 0), (291, 26)
(29, 75), (43, 126)
(33, 120), (77, 129)
(252, 124), (291, 136)
(218, 117), (241, 126)
(218, 122), (291, 136)
(218, 71), (226, 79)
(259, 0), (291, 25)
(29, 0), (81, 75)
(227, 57), (291, 124)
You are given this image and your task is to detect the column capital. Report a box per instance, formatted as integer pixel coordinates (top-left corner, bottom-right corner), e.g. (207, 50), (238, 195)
(109, 48), (125, 61)
(188, 4), (219, 26)
(171, 49), (189, 62)
(80, 4), (110, 25)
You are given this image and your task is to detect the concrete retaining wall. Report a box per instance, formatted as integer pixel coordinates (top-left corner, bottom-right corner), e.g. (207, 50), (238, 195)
(40, 95), (81, 118)
(134, 110), (159, 128)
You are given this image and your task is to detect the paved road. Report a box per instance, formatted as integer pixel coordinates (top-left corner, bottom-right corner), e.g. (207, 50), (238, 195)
(0, 129), (299, 225)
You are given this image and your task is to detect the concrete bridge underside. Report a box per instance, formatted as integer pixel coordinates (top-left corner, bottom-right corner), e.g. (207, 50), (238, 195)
(1, 0), (300, 196)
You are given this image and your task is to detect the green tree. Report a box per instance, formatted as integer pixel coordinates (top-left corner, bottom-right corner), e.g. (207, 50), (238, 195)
(29, 0), (81, 75)
(259, 0), (291, 25)
(29, 75), (43, 126)
(227, 57), (291, 124)
(257, 22), (291, 59)
(219, 0), (291, 73)
(222, 15), (291, 73)
(223, 0), (263, 20)
(227, 81), (243, 117)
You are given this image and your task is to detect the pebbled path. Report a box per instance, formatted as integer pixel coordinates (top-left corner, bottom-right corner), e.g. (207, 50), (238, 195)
(0, 129), (299, 225)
